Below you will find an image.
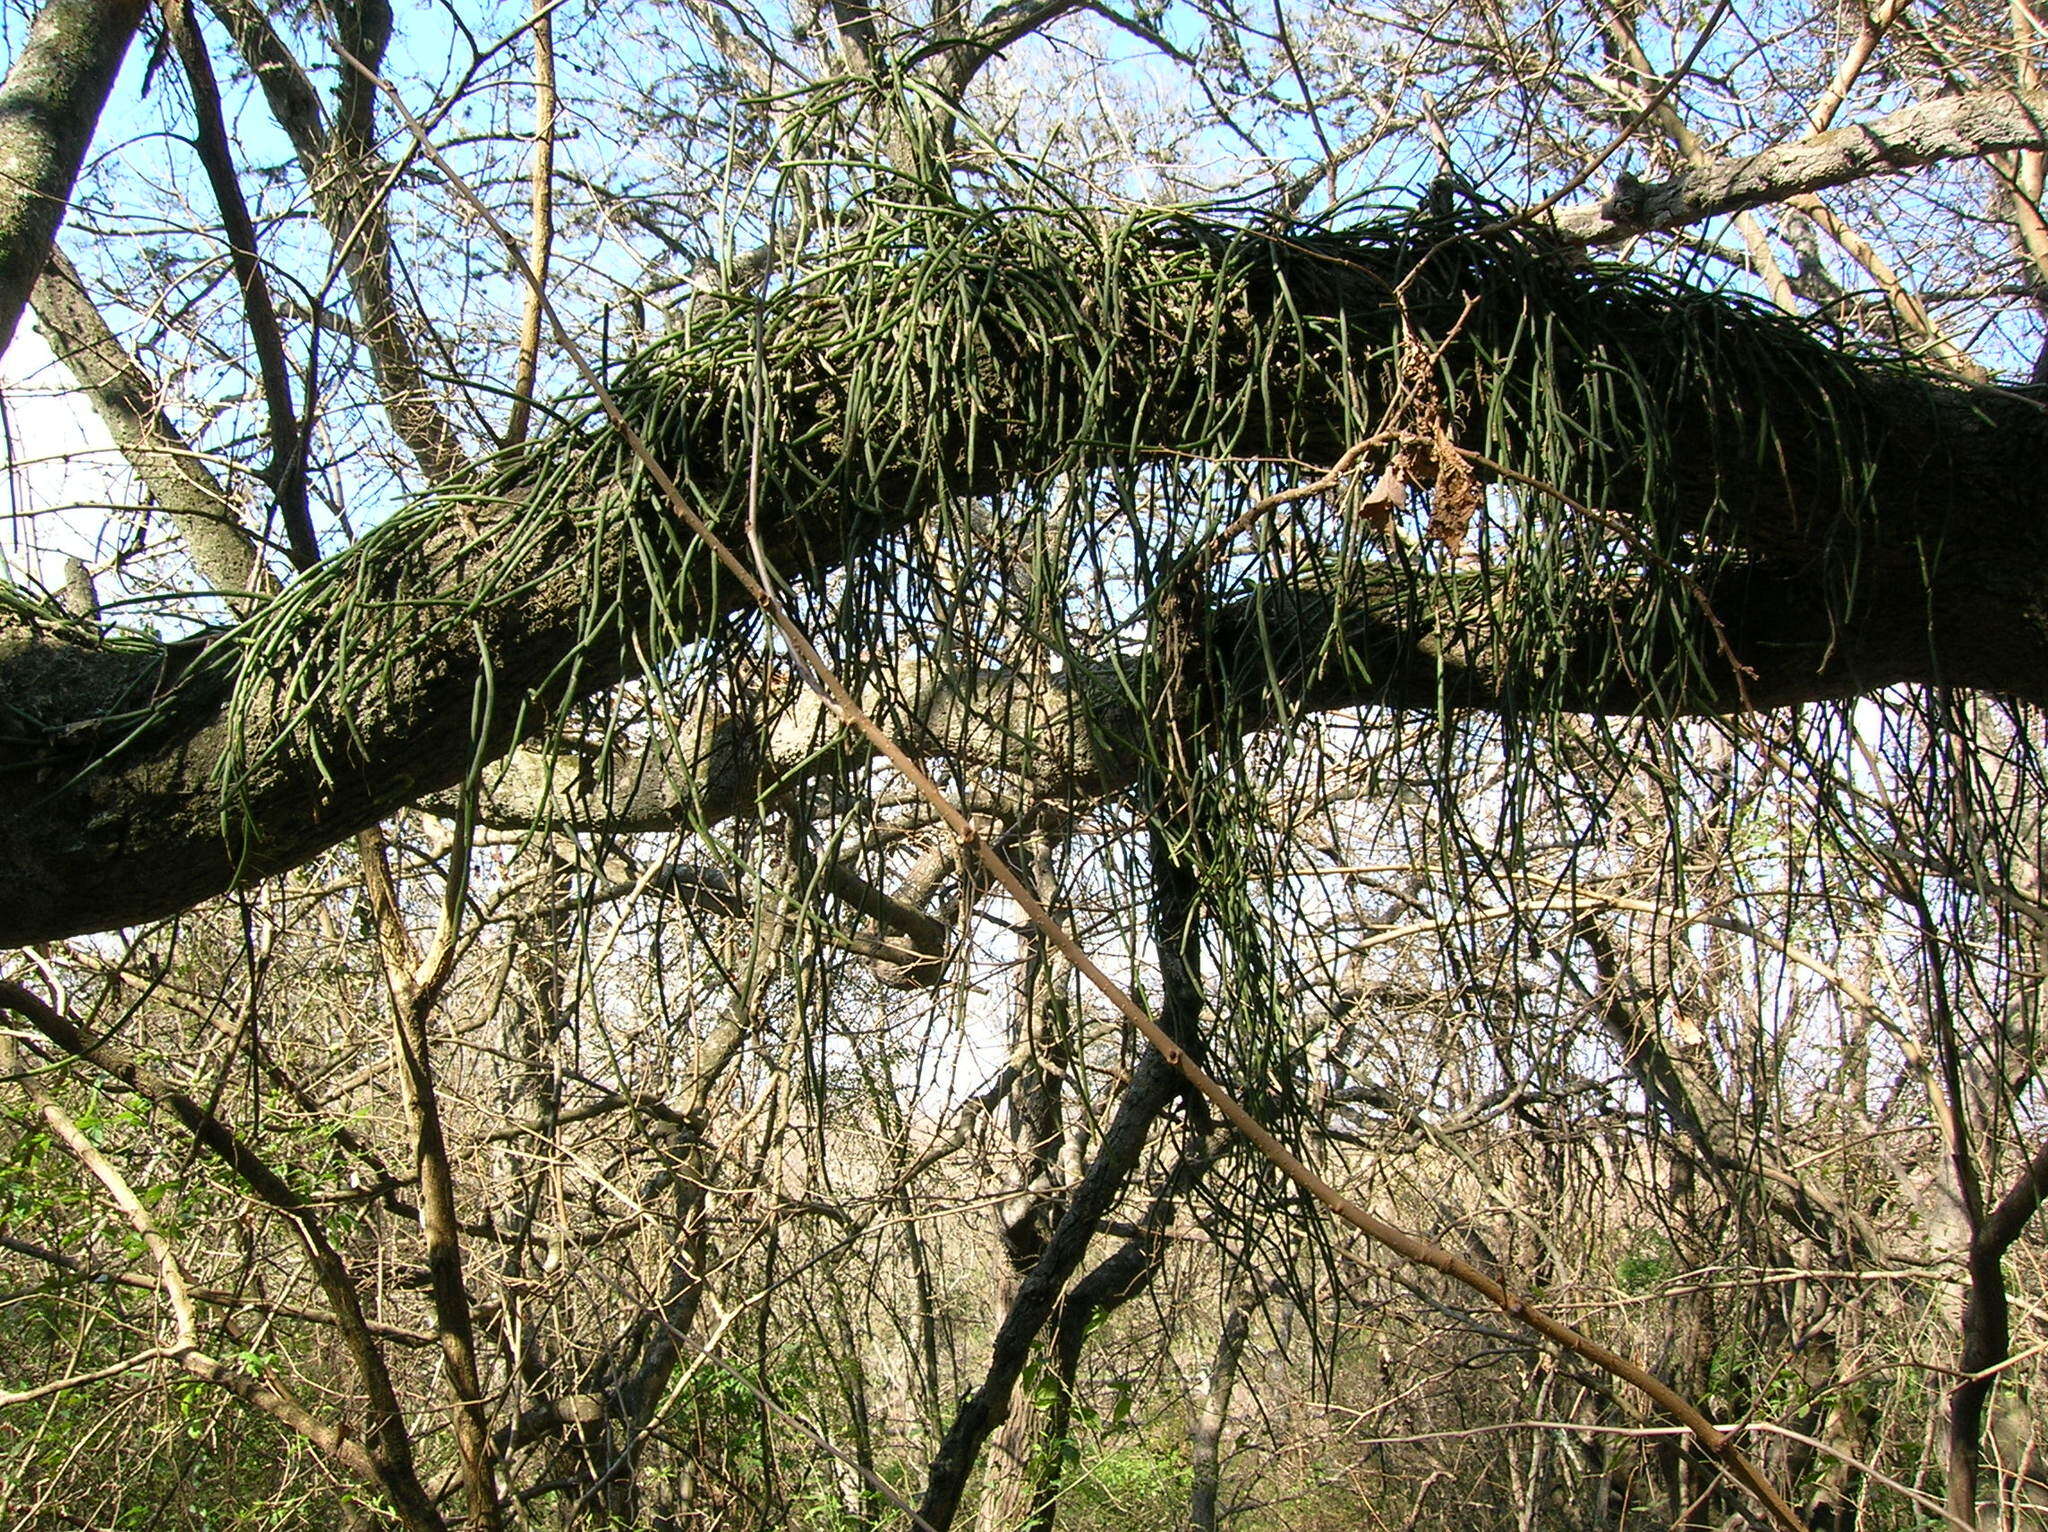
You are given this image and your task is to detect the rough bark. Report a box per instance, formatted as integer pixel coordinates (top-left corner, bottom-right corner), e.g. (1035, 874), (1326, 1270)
(5, 225), (2048, 946)
(1187, 1295), (1253, 1532)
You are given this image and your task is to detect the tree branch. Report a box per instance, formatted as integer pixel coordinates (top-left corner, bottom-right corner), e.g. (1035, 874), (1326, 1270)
(0, 1032), (393, 1481)
(358, 828), (503, 1530)
(30, 243), (270, 603)
(3, 217), (2046, 945)
(163, 0), (316, 568)
(0, 0), (144, 355)
(205, 0), (468, 484)
(1552, 89), (2048, 244)
(0, 977), (447, 1531)
(0, 1229), (438, 1344)
(503, 0), (553, 448)
(1978, 1130), (2048, 1258)
(915, 1050), (1182, 1530)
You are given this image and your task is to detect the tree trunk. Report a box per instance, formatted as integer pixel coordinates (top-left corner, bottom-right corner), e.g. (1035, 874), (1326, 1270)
(1187, 1296), (1252, 1532)
(1950, 1241), (2015, 1530)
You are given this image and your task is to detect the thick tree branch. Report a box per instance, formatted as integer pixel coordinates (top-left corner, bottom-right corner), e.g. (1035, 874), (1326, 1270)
(1947, 1129), (2048, 1524)
(0, 0), (143, 355)
(1553, 89), (2048, 244)
(1024, 1127), (1225, 1530)
(4, 219), (2047, 945)
(455, 538), (2048, 843)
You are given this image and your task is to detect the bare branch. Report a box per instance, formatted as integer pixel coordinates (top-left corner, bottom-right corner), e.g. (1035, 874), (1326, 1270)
(163, 0), (316, 568)
(0, 1033), (386, 1484)
(1553, 89), (2048, 244)
(358, 827), (503, 1531)
(504, 0), (554, 447)
(0, 977), (447, 1531)
(204, 0), (469, 484)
